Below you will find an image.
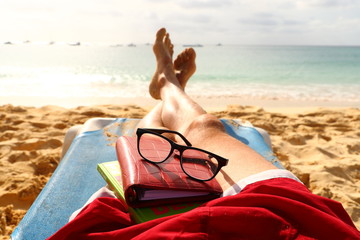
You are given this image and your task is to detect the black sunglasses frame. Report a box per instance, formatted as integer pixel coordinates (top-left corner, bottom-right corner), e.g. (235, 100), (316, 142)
(136, 128), (229, 181)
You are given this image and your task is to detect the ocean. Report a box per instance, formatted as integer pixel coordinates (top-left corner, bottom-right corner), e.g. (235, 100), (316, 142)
(1, 43), (359, 107)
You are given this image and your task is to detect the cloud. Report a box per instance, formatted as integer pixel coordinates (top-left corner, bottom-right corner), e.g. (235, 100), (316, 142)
(239, 13), (304, 28)
(241, 18), (278, 27)
(177, 0), (234, 9)
(296, 0), (358, 8)
(169, 13), (212, 24)
(145, 12), (158, 20)
(283, 19), (304, 26)
(1, 0), (359, 45)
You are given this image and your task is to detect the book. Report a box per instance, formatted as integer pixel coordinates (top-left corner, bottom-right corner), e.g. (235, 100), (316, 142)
(116, 136), (222, 208)
(97, 161), (204, 224)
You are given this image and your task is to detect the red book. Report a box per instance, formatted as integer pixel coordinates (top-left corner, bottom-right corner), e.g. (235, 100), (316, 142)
(115, 136), (222, 208)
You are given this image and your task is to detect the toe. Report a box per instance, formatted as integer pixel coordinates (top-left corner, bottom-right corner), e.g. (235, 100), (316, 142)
(165, 33), (170, 45)
(170, 44), (174, 56)
(156, 28), (166, 40)
(187, 48), (196, 59)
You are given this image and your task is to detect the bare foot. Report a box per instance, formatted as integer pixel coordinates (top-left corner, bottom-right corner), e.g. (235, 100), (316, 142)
(150, 28), (176, 99)
(174, 48), (196, 89)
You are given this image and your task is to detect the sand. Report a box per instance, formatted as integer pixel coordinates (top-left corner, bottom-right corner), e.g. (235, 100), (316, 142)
(0, 103), (359, 238)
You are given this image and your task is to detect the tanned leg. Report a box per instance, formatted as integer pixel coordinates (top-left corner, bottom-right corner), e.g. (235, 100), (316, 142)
(136, 44), (196, 130)
(149, 28), (277, 190)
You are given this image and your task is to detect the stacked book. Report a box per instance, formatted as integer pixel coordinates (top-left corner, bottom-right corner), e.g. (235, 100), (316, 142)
(97, 135), (223, 223)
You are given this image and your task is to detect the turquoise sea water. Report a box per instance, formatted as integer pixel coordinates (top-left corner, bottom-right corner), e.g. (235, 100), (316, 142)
(0, 43), (359, 105)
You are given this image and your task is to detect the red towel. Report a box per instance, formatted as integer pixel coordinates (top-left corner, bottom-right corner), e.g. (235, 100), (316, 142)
(48, 178), (359, 240)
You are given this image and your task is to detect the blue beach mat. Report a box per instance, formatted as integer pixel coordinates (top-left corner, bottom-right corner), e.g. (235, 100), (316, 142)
(11, 118), (283, 240)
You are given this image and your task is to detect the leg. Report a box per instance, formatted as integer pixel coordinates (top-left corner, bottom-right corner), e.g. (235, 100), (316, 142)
(150, 28), (277, 190)
(136, 46), (196, 130)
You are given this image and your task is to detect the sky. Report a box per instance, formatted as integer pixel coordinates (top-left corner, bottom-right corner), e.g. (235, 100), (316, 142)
(0, 0), (359, 46)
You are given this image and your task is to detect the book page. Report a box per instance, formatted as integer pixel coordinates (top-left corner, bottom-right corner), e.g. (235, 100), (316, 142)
(139, 189), (210, 201)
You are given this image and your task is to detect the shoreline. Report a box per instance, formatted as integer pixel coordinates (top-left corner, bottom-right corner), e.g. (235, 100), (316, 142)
(1, 95), (359, 113)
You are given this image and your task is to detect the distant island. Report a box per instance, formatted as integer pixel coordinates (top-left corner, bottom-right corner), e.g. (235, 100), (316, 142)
(68, 42), (81, 46)
(183, 44), (203, 47)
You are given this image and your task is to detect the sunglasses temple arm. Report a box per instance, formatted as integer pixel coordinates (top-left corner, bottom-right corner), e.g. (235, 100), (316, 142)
(175, 133), (192, 146)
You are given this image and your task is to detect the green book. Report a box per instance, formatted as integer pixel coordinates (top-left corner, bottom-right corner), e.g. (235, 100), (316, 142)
(97, 161), (203, 223)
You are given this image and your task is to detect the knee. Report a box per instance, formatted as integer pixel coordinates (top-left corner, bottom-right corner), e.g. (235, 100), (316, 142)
(185, 114), (225, 137)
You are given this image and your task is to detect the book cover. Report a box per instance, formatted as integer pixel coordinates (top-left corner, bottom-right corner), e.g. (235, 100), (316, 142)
(97, 161), (203, 224)
(116, 136), (222, 208)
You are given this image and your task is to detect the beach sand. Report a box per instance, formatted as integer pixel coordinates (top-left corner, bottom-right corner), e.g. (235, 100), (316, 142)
(0, 102), (359, 238)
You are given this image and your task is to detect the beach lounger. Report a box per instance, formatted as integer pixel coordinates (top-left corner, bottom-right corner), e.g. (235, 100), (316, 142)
(11, 118), (283, 240)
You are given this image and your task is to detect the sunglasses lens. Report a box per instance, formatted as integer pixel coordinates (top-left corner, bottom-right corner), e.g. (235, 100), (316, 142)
(138, 133), (172, 162)
(181, 149), (219, 181)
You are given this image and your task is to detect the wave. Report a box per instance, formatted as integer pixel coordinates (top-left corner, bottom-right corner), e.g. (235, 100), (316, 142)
(1, 73), (359, 103)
